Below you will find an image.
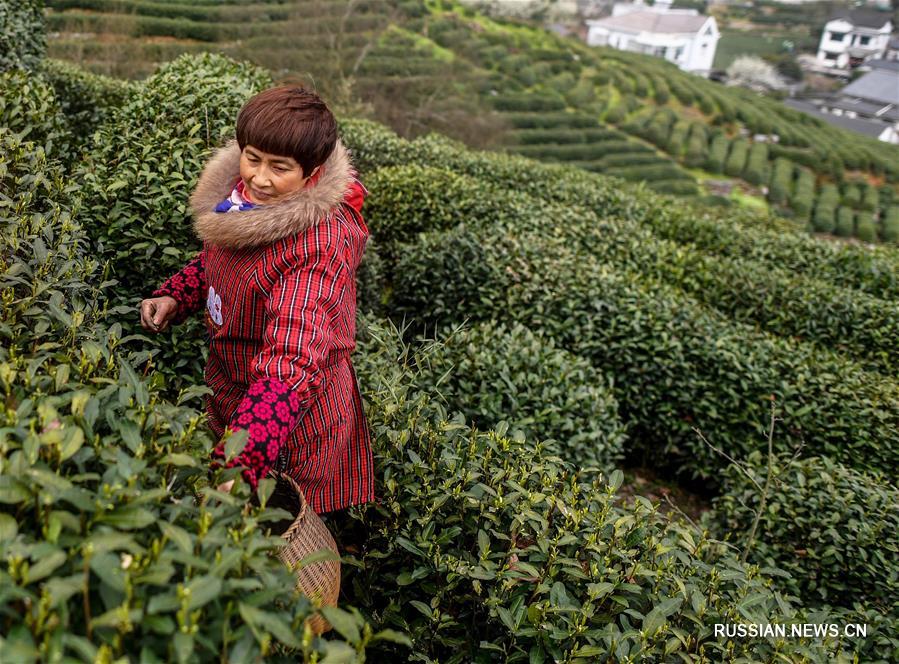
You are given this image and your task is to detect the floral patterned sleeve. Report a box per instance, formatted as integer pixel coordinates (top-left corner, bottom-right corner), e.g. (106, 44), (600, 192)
(151, 250), (208, 325)
(209, 377), (302, 490)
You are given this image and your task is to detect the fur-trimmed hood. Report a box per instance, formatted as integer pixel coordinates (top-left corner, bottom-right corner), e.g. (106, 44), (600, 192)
(191, 138), (354, 249)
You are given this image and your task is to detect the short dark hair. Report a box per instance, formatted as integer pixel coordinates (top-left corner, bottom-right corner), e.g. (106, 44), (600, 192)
(235, 86), (337, 177)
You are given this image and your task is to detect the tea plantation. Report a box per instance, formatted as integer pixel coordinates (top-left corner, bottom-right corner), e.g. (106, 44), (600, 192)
(42, 0), (899, 246)
(2, 7), (899, 663)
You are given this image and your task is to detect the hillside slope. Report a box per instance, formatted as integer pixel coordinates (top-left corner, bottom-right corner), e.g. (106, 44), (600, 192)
(45, 0), (899, 245)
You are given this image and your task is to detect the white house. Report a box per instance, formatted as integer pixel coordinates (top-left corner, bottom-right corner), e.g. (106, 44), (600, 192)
(886, 37), (899, 61)
(586, 0), (720, 76)
(816, 9), (893, 69)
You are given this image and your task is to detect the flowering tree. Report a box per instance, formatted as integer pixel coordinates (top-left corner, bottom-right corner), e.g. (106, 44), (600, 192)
(726, 55), (785, 92)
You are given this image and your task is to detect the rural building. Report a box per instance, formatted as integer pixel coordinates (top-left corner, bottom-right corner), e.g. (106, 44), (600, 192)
(815, 8), (893, 70)
(585, 0), (720, 76)
(785, 61), (899, 144)
(886, 36), (899, 61)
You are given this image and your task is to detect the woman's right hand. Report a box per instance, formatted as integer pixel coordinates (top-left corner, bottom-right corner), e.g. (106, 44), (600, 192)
(140, 296), (179, 333)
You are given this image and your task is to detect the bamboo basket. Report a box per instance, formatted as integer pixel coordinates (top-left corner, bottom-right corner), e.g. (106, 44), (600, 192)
(268, 471), (341, 636)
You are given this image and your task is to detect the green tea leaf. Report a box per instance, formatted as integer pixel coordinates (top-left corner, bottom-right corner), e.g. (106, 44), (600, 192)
(320, 606), (361, 644)
(185, 574), (221, 610)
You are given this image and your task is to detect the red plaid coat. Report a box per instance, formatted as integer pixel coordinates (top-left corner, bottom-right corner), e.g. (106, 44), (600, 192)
(152, 138), (374, 514)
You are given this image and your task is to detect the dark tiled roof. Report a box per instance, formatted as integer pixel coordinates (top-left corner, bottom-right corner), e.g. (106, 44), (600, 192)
(866, 59), (899, 71)
(828, 97), (899, 122)
(829, 8), (892, 29)
(784, 99), (891, 139)
(841, 69), (899, 106)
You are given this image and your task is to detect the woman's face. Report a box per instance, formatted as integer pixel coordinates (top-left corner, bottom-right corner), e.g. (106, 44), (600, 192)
(239, 145), (319, 204)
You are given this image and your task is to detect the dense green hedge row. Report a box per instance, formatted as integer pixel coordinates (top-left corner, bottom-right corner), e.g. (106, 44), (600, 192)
(408, 321), (626, 469)
(709, 454), (899, 658)
(491, 93), (566, 112)
(389, 221), (899, 483)
(510, 127), (622, 145)
(0, 129), (371, 662)
(501, 112), (598, 130)
(48, 0), (362, 22)
(511, 142), (656, 162)
(358, 59), (450, 78)
(340, 121), (899, 300)
(46, 10), (385, 42)
(39, 58), (135, 155)
(885, 207), (899, 243)
(744, 142), (768, 186)
(77, 53), (269, 295)
(74, 53), (270, 398)
(587, 51), (898, 239)
(340, 321), (845, 662)
(650, 179), (699, 195)
(768, 157), (792, 205)
(683, 123), (707, 168)
(0, 68), (71, 162)
(352, 154), (895, 478)
(365, 162), (899, 378)
(0, 0), (45, 71)
(603, 164), (692, 183)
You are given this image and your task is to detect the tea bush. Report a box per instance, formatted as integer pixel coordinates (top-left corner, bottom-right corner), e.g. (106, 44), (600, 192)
(856, 212), (877, 243)
(841, 183), (861, 208)
(79, 52), (271, 296)
(834, 207), (854, 238)
(664, 120), (688, 158)
(340, 120), (899, 301)
(39, 58), (135, 155)
(884, 207), (899, 244)
(410, 321), (626, 469)
(792, 168), (815, 219)
(861, 184), (879, 212)
(595, 153), (663, 169)
(365, 164), (899, 374)
(511, 128), (620, 145)
(708, 454), (899, 660)
(812, 200), (836, 234)
(683, 124), (707, 169)
(0, 131), (377, 662)
(651, 179), (699, 196)
(0, 68), (71, 163)
(743, 142), (768, 186)
(344, 321), (843, 663)
(389, 223), (899, 482)
(723, 138), (748, 178)
(604, 164), (689, 183)
(768, 158), (792, 205)
(0, 0), (45, 71)
(502, 112), (597, 129)
(77, 53), (271, 395)
(492, 94), (566, 113)
(513, 142), (637, 162)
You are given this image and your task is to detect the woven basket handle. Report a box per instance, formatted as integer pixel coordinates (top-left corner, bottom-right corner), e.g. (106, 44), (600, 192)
(266, 470), (309, 540)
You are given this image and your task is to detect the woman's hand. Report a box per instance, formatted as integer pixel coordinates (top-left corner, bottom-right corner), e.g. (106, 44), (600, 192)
(140, 296), (178, 333)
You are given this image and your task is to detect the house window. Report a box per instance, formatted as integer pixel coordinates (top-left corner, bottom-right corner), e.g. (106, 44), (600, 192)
(824, 51), (839, 60)
(653, 46), (666, 57)
(829, 32), (846, 42)
(860, 36), (871, 46)
(674, 46), (684, 60)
